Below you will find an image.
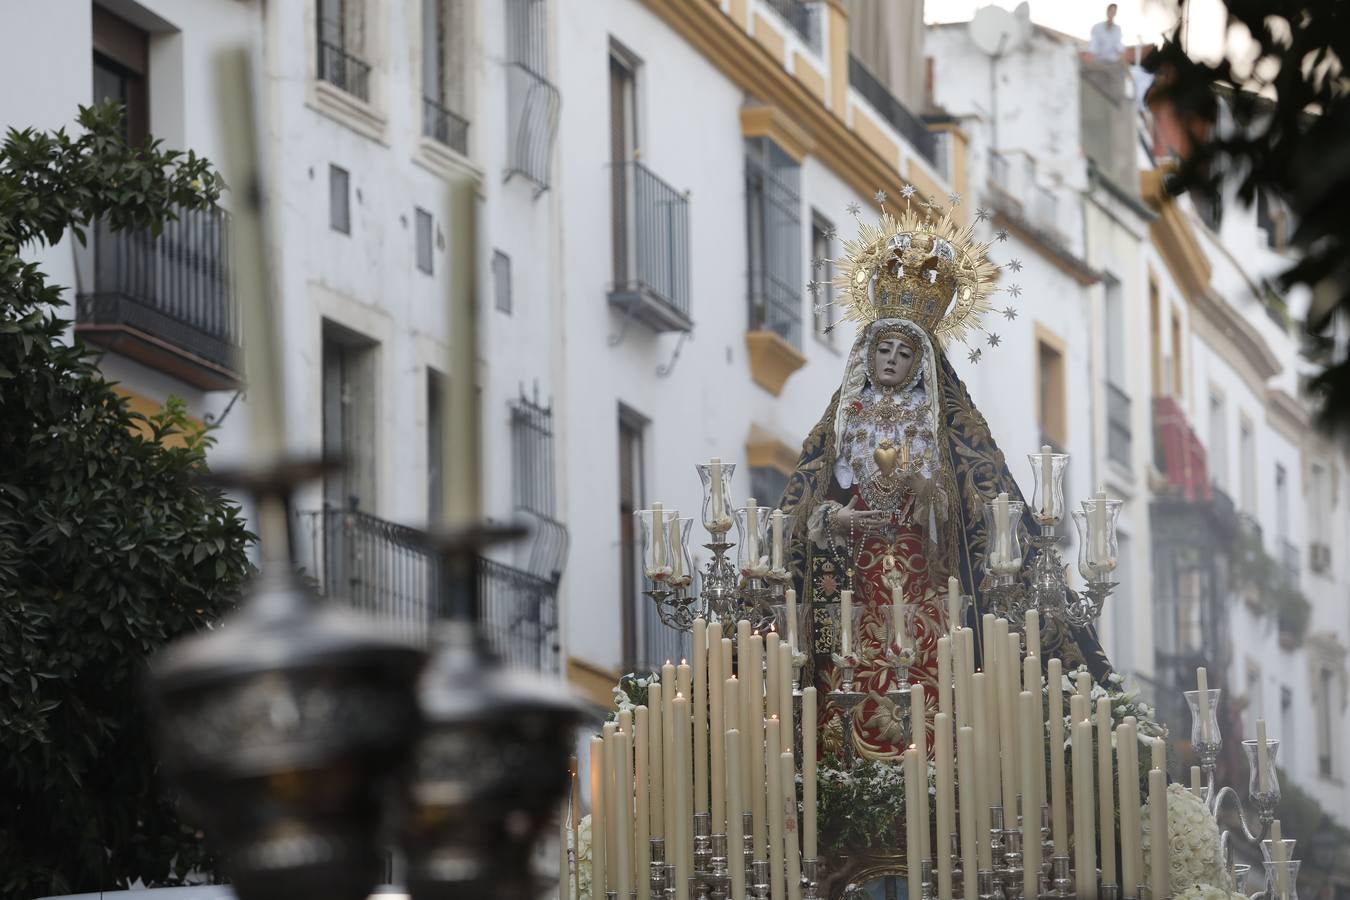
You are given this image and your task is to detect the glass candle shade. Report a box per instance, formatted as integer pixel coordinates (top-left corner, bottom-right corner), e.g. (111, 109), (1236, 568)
(1183, 688), (1224, 756)
(771, 601), (808, 662)
(697, 461), (737, 535)
(735, 503), (773, 578)
(1242, 738), (1281, 808)
(1232, 864), (1251, 896)
(667, 515), (695, 591)
(1077, 496), (1122, 580)
(883, 602), (918, 664)
(636, 508), (673, 583)
(1027, 448), (1069, 526)
(1264, 860), (1300, 900)
(767, 511), (796, 578)
(1261, 839), (1297, 864)
(833, 597), (865, 663)
(982, 497), (1025, 576)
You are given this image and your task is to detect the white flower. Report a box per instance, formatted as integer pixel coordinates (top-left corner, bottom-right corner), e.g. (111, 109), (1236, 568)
(1141, 784), (1226, 895)
(574, 814), (594, 899)
(1108, 672), (1125, 684)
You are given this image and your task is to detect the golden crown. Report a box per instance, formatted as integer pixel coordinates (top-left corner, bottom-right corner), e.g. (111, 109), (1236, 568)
(827, 190), (1004, 348)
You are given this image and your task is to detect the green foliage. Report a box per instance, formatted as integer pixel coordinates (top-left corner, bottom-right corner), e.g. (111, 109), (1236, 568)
(0, 103), (250, 898)
(816, 755), (913, 858)
(606, 670), (660, 725)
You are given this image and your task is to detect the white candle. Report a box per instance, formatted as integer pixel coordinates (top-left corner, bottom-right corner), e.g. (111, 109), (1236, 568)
(737, 623), (753, 814)
(780, 751), (803, 900)
(652, 502), (665, 569)
(1025, 609), (1040, 660)
(785, 588), (800, 654)
(693, 619), (708, 816)
(960, 627), (975, 722)
(766, 716), (786, 900)
(952, 631), (969, 730)
(957, 726), (979, 900)
(1073, 718), (1097, 900)
(892, 585), (907, 652)
(590, 735), (607, 897)
(725, 676), (742, 813)
(1020, 691), (1040, 898)
(1076, 670), (1092, 701)
(710, 458), (724, 520)
(1151, 734), (1166, 774)
(938, 637), (953, 724)
(766, 631), (781, 724)
(1117, 722), (1138, 897)
(1149, 768), (1167, 900)
(649, 683), (665, 839)
(602, 722), (618, 896)
(935, 712), (955, 900)
(661, 664), (676, 851)
(1272, 819), (1290, 900)
(1257, 718), (1271, 793)
(911, 684), (930, 865)
(948, 575), (961, 633)
(612, 728), (633, 896)
(1047, 657), (1068, 857)
(1040, 444), (1054, 519)
(1190, 765), (1203, 798)
(722, 638), (734, 691)
(1096, 696), (1117, 889)
(710, 632), (725, 834)
(746, 499), (760, 565)
(1196, 666), (1212, 743)
(1023, 656), (1046, 816)
(748, 635), (766, 861)
(972, 672), (994, 872)
(673, 694), (691, 900)
(778, 642), (793, 754)
(668, 513), (684, 581)
(559, 796), (571, 900)
(771, 509), (785, 572)
(1122, 717), (1143, 893)
(803, 687), (818, 859)
(995, 622), (1018, 816)
(905, 745), (923, 900)
(840, 589), (853, 657)
(727, 728), (746, 900)
(635, 707), (651, 900)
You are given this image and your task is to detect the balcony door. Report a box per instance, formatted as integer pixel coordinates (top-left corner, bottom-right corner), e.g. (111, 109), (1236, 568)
(322, 323), (379, 513)
(609, 45), (639, 290)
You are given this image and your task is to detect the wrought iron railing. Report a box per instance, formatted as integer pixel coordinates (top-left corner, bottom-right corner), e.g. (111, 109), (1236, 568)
(317, 39), (371, 102)
(298, 508), (560, 671)
(504, 0), (558, 191)
(746, 137), (802, 347)
(422, 96), (469, 155)
(634, 605), (689, 674)
(1279, 538), (1301, 589)
(612, 160), (692, 320)
(989, 150), (1013, 195)
(1106, 381), (1132, 468)
(764, 0), (820, 50)
(76, 205), (238, 372)
(848, 54), (938, 169)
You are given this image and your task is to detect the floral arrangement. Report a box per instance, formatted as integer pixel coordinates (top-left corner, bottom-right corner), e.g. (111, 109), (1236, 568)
(571, 813), (593, 900)
(816, 754), (936, 859)
(1141, 783), (1229, 896)
(1059, 667), (1168, 795)
(1174, 886), (1247, 900)
(606, 671), (659, 724)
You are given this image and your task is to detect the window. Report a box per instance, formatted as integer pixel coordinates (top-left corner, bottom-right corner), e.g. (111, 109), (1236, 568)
(329, 164), (351, 234)
(750, 466), (790, 510)
(493, 250), (513, 315)
(1275, 463), (1290, 544)
(317, 0), (371, 101)
(609, 46), (640, 291)
(1316, 666), (1334, 779)
(1104, 277), (1131, 469)
(1239, 415), (1256, 514)
(1209, 391), (1228, 491)
(504, 0), (558, 189)
(512, 393), (556, 518)
(92, 7), (149, 145)
(1037, 336), (1067, 448)
(1279, 686), (1294, 754)
(1245, 663), (1263, 736)
(746, 137), (803, 347)
(1170, 310), (1184, 398)
(1310, 462), (1331, 574)
(618, 407), (645, 665)
(1149, 276), (1162, 396)
(811, 214), (837, 343)
(321, 322), (379, 512)
(415, 207), (434, 274)
(422, 0), (469, 153)
(427, 369), (445, 521)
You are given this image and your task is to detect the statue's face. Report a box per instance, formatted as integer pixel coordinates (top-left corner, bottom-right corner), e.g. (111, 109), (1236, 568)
(874, 334), (916, 388)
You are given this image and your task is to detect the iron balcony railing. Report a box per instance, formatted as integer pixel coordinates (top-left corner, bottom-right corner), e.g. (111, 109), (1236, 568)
(317, 39), (371, 102)
(76, 205), (239, 385)
(1280, 538), (1301, 589)
(764, 0), (820, 50)
(1106, 381), (1132, 468)
(750, 269), (804, 348)
(989, 149), (1012, 187)
(848, 54), (939, 169)
(422, 96), (469, 155)
(299, 508), (560, 672)
(611, 160), (692, 323)
(504, 0), (558, 192)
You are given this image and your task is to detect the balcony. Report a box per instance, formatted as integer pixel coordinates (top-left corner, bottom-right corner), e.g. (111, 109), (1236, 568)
(75, 206), (239, 390)
(299, 508), (560, 672)
(1153, 395), (1211, 502)
(422, 96), (469, 156)
(1106, 382), (1132, 469)
(1280, 538), (1301, 589)
(317, 39), (371, 102)
(504, 0), (559, 193)
(848, 55), (939, 169)
(609, 161), (692, 333)
(765, 0), (821, 51)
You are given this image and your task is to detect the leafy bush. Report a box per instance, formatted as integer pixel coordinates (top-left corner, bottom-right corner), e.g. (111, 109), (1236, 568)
(0, 104), (252, 898)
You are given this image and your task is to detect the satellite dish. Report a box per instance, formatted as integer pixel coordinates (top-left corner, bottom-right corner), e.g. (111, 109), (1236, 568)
(968, 4), (1028, 57)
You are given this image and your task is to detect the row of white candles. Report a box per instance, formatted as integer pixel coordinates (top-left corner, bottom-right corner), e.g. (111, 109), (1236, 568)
(573, 614), (817, 900)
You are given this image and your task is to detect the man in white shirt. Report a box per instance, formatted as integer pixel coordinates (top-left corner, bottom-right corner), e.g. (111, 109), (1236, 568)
(1089, 4), (1125, 62)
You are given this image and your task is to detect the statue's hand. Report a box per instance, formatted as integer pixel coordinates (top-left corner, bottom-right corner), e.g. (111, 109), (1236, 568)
(832, 496), (896, 535)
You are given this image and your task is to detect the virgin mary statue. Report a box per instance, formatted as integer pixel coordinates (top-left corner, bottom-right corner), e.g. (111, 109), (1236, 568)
(778, 198), (1110, 762)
